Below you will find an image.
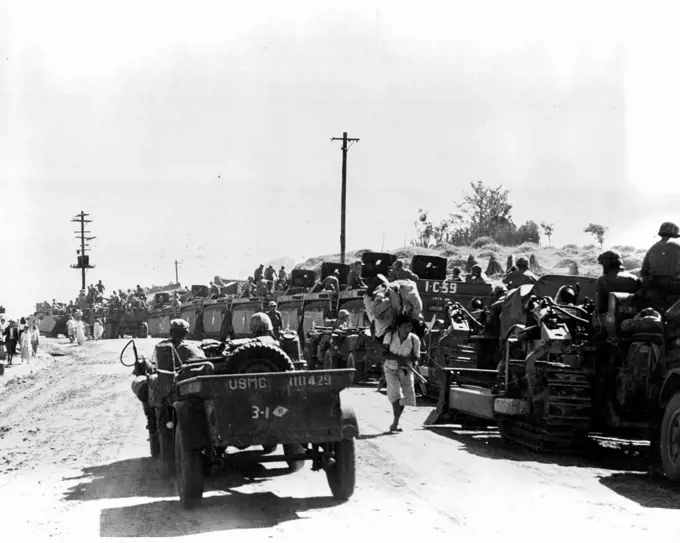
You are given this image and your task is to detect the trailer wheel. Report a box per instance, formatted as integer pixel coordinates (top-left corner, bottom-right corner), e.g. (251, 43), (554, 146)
(230, 342), (293, 373)
(660, 392), (680, 482)
(284, 444), (305, 473)
(175, 419), (204, 510)
(156, 409), (175, 478)
(325, 438), (356, 500)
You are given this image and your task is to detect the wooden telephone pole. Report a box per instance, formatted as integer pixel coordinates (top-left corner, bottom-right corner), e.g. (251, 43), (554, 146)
(70, 211), (96, 291)
(331, 132), (360, 264)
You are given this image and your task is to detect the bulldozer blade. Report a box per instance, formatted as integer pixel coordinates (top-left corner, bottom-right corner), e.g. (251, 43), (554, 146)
(424, 407), (448, 426)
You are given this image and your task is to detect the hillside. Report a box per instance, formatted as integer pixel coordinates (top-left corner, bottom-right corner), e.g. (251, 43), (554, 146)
(294, 243), (646, 280)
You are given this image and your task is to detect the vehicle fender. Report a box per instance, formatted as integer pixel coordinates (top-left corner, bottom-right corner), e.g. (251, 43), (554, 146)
(660, 369), (680, 408)
(341, 405), (359, 438)
(173, 399), (210, 449)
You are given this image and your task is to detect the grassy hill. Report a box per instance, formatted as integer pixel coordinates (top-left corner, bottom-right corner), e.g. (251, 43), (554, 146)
(294, 242), (646, 281)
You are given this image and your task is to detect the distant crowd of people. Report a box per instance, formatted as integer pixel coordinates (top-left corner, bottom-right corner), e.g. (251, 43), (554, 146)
(40, 279), (154, 318)
(1, 316), (40, 368)
(240, 264), (290, 297)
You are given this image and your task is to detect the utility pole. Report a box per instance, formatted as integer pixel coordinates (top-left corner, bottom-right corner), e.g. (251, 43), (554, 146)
(70, 211), (96, 291)
(174, 260), (179, 284)
(330, 131), (360, 264)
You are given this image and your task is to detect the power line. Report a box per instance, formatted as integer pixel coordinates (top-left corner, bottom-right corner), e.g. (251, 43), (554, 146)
(330, 132), (360, 264)
(70, 211), (96, 291)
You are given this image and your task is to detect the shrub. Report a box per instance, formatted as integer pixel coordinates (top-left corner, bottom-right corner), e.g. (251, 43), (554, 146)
(580, 254), (599, 265)
(583, 244), (597, 250)
(477, 250), (497, 259)
(480, 243), (501, 252)
(562, 244), (578, 251)
(516, 242), (539, 253)
(622, 256), (642, 270)
(471, 236), (497, 249)
(448, 258), (467, 268)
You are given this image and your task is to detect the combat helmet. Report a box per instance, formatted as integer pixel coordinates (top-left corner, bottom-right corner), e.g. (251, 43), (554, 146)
(516, 256), (529, 270)
(338, 309), (350, 319)
(597, 250), (624, 271)
(658, 222), (680, 238)
(250, 312), (273, 336)
(170, 318), (191, 335)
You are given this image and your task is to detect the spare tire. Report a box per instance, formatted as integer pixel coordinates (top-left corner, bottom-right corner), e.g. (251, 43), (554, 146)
(229, 341), (294, 374)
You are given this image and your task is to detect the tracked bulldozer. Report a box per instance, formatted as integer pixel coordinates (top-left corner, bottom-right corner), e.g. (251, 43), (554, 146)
(425, 272), (680, 482)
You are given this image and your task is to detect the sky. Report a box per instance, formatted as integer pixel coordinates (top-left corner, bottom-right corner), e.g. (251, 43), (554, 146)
(2, 0), (680, 317)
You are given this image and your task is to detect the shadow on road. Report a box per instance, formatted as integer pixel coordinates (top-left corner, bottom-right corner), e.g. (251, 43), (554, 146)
(599, 472), (680, 509)
(425, 425), (656, 471)
(63, 455), (293, 502)
(99, 490), (339, 537)
(63, 457), (182, 501)
(356, 431), (394, 440)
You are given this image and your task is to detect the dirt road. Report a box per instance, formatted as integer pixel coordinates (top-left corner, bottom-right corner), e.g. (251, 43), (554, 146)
(1, 338), (678, 541)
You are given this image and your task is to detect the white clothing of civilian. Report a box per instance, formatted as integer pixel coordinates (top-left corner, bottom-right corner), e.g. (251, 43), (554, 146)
(382, 329), (420, 406)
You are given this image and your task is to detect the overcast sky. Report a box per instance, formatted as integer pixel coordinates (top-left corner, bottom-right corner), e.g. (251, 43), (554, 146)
(2, 0), (680, 317)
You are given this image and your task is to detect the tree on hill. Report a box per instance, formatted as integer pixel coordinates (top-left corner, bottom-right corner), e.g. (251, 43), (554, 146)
(458, 181), (513, 239)
(516, 220), (540, 244)
(540, 222), (555, 246)
(584, 223), (608, 249)
(410, 181), (540, 247)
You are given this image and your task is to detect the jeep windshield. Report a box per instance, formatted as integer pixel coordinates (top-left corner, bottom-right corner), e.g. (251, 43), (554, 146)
(280, 307), (299, 332)
(302, 308), (327, 337)
(231, 306), (261, 337)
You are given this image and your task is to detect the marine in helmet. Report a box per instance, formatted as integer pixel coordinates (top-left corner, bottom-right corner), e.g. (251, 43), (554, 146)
(595, 250), (641, 313)
(465, 264), (489, 284)
(267, 300), (283, 337)
(485, 285), (508, 338)
(250, 311), (275, 340)
(242, 276), (255, 297)
(165, 318), (205, 366)
(333, 309), (351, 331)
(319, 269), (341, 292)
(640, 222), (680, 292)
(130, 319), (204, 408)
(347, 261), (367, 290)
(388, 260), (419, 281)
(451, 267), (463, 282)
(502, 256), (538, 290)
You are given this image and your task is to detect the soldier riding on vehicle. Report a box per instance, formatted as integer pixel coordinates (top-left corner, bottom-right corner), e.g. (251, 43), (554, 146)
(595, 250), (641, 313)
(347, 261), (367, 290)
(389, 260), (419, 281)
(267, 301), (283, 337)
(502, 256), (538, 290)
(130, 319), (204, 430)
(640, 221), (680, 305)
